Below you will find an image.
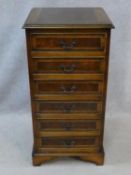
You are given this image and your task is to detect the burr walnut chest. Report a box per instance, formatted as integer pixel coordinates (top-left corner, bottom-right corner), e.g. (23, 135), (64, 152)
(23, 7), (114, 165)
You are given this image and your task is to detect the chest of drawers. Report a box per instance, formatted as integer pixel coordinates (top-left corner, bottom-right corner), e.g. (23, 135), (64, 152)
(23, 7), (114, 166)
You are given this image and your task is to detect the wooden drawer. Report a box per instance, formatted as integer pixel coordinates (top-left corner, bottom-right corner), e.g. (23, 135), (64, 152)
(32, 58), (105, 74)
(36, 136), (100, 148)
(31, 33), (106, 52)
(36, 119), (101, 131)
(35, 101), (102, 113)
(33, 80), (103, 95)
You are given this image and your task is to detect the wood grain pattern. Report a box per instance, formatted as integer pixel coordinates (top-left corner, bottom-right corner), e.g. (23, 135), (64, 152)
(35, 113), (102, 120)
(32, 58), (105, 74)
(33, 73), (104, 81)
(36, 119), (101, 131)
(39, 136), (99, 148)
(33, 80), (103, 95)
(23, 8), (114, 29)
(35, 101), (102, 114)
(31, 33), (106, 51)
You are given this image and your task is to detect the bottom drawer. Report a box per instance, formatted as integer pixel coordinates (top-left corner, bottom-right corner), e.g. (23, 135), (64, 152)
(36, 136), (100, 148)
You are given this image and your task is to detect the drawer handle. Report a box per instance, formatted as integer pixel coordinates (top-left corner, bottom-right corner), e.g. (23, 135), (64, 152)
(60, 64), (76, 73)
(60, 40), (76, 50)
(61, 122), (73, 130)
(61, 85), (76, 93)
(61, 104), (75, 113)
(63, 140), (75, 148)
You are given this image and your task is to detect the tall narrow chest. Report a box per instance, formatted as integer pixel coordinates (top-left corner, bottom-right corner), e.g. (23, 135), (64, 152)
(23, 8), (114, 165)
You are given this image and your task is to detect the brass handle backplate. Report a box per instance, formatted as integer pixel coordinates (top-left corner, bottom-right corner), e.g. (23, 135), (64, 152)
(61, 85), (76, 93)
(59, 64), (76, 73)
(60, 40), (76, 50)
(62, 140), (76, 148)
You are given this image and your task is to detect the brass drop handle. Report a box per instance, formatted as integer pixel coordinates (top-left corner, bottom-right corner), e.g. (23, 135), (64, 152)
(63, 140), (75, 148)
(61, 104), (75, 113)
(60, 64), (76, 73)
(61, 85), (76, 93)
(60, 40), (76, 50)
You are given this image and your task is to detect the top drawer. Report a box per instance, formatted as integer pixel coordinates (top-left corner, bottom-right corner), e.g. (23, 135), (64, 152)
(31, 33), (106, 52)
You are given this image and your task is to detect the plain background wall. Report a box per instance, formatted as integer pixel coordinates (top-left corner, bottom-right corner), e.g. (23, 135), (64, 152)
(0, 0), (131, 114)
(0, 1), (131, 175)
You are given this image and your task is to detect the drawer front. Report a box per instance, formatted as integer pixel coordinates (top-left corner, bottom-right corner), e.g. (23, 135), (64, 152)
(31, 33), (106, 52)
(36, 119), (101, 131)
(32, 58), (105, 74)
(35, 101), (102, 113)
(36, 136), (100, 148)
(33, 80), (103, 95)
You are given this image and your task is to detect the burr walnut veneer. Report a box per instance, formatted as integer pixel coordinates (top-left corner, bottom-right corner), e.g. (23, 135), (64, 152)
(23, 8), (114, 166)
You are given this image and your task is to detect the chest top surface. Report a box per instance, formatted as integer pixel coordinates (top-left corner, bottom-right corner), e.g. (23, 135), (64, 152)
(23, 7), (114, 29)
